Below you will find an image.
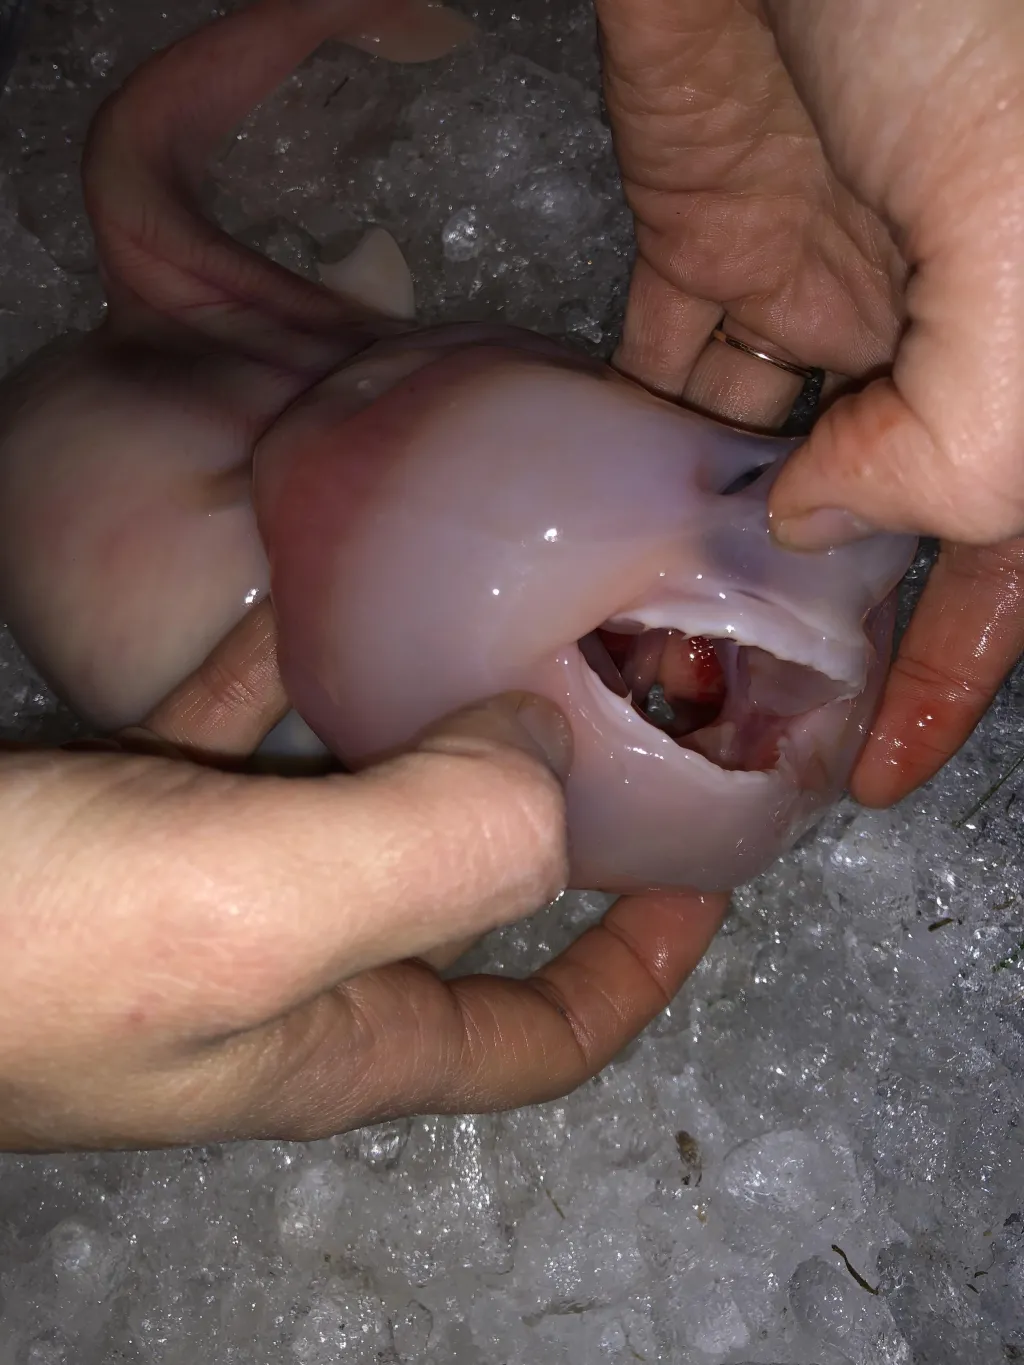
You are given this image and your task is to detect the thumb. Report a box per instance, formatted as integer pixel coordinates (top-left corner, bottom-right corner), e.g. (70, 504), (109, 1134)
(768, 374), (1024, 551)
(294, 689), (573, 981)
(38, 692), (573, 1042)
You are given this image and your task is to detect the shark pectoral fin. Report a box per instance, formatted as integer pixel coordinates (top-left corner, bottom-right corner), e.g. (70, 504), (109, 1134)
(319, 228), (417, 322)
(347, 2), (477, 63)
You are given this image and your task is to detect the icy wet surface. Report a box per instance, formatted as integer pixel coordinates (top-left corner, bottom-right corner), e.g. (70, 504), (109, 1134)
(0, 2), (1022, 1363)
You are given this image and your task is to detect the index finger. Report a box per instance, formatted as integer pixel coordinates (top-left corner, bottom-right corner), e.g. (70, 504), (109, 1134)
(852, 538), (1024, 807)
(219, 888), (729, 1142)
(613, 256), (722, 397)
(131, 599), (289, 759)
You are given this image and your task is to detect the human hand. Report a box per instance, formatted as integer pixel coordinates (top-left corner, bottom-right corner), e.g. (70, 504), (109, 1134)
(0, 602), (727, 1152)
(596, 0), (1024, 805)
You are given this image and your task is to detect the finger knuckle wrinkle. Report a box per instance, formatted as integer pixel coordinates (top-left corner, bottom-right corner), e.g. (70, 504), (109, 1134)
(602, 918), (675, 1011)
(949, 541), (1024, 594)
(894, 651), (979, 703)
(527, 976), (596, 1069)
(197, 653), (260, 716)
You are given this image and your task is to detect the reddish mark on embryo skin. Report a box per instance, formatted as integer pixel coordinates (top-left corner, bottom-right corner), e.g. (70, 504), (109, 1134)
(598, 627), (727, 733)
(658, 633), (726, 708)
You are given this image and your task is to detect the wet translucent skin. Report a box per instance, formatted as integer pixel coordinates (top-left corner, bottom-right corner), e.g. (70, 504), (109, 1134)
(0, 318), (914, 892)
(0, 333), (295, 729)
(256, 335), (917, 892)
(0, 3), (918, 893)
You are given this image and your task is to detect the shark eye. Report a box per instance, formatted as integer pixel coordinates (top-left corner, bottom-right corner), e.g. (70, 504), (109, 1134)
(720, 464), (771, 496)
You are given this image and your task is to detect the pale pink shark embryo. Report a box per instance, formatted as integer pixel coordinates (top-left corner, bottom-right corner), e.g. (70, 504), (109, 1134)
(256, 338), (915, 891)
(0, 0), (917, 893)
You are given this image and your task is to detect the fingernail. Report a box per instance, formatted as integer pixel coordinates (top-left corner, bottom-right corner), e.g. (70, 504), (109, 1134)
(503, 693), (573, 783)
(426, 693), (574, 781)
(771, 507), (876, 551)
(467, 692), (572, 783)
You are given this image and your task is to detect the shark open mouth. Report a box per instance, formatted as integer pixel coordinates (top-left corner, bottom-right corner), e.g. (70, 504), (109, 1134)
(578, 624), (850, 772)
